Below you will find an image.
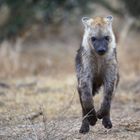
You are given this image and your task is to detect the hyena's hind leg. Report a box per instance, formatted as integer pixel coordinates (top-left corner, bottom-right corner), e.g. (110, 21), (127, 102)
(78, 80), (97, 133)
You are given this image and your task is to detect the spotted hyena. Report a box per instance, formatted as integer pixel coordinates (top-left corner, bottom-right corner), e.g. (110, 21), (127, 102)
(75, 15), (119, 134)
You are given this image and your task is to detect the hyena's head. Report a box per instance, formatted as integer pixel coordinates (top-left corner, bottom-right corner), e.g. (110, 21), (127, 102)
(82, 15), (116, 56)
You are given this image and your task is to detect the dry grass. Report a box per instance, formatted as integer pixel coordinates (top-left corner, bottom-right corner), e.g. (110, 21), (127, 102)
(0, 28), (140, 139)
(0, 74), (140, 140)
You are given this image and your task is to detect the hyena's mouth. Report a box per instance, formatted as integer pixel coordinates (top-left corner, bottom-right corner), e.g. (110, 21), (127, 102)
(96, 47), (107, 55)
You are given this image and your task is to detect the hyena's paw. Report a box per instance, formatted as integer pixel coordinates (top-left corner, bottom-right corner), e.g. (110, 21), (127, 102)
(79, 119), (89, 134)
(96, 108), (108, 119)
(87, 111), (97, 126)
(102, 116), (112, 129)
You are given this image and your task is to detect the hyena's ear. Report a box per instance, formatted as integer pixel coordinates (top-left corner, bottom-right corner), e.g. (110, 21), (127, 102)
(105, 15), (113, 25)
(81, 17), (91, 28)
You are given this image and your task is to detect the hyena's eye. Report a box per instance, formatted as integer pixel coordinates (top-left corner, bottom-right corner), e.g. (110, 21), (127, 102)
(104, 36), (110, 41)
(91, 37), (97, 42)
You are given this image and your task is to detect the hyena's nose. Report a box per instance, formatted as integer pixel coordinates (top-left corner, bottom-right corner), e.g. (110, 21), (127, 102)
(97, 48), (106, 55)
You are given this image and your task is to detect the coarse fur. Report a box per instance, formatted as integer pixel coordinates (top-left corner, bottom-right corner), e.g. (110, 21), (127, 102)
(75, 16), (119, 134)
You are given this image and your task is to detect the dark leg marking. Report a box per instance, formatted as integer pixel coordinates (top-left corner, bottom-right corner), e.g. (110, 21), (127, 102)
(78, 83), (97, 134)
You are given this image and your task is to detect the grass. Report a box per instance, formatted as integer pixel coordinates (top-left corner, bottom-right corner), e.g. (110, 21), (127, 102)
(0, 32), (140, 139)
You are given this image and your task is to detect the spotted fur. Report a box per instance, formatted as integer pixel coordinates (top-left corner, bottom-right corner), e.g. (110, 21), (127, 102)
(75, 15), (119, 134)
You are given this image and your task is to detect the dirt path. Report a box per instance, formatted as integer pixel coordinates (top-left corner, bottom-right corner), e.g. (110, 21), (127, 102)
(0, 76), (140, 140)
(0, 101), (140, 140)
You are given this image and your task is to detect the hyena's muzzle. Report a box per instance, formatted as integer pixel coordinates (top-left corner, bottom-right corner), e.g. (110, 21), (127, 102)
(91, 36), (110, 55)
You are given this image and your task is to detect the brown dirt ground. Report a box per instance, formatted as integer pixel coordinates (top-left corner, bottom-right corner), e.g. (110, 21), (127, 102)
(0, 75), (140, 140)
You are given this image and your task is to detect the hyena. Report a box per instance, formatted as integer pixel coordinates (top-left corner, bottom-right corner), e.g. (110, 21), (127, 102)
(75, 15), (119, 134)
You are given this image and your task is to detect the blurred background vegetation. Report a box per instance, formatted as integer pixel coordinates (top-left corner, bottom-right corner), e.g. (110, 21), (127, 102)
(0, 0), (140, 40)
(0, 0), (139, 77)
(0, 1), (140, 139)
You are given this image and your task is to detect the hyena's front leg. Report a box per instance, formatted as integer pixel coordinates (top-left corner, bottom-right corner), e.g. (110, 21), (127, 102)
(97, 83), (114, 128)
(97, 72), (118, 129)
(78, 79), (97, 133)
